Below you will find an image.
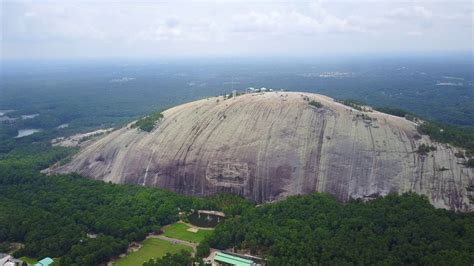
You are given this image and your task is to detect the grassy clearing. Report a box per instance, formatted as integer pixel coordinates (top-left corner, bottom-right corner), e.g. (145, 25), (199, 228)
(20, 256), (38, 264)
(163, 223), (212, 243)
(114, 238), (192, 266)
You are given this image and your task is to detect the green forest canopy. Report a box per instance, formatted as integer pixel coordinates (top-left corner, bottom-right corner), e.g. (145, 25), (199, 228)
(202, 193), (474, 265)
(0, 144), (250, 265)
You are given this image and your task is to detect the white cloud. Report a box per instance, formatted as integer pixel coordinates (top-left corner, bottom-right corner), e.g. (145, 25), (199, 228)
(230, 7), (366, 36)
(1, 0), (472, 59)
(406, 31), (422, 36)
(387, 6), (433, 20)
(135, 16), (222, 42)
(414, 6), (433, 19)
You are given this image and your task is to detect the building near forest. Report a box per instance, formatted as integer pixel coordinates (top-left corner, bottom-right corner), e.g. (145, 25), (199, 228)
(214, 252), (256, 266)
(0, 254), (22, 266)
(35, 257), (53, 266)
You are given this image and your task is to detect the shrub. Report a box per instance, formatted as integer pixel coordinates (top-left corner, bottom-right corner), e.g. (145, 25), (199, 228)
(309, 100), (323, 108)
(196, 241), (211, 258)
(338, 99), (365, 111)
(132, 111), (164, 132)
(416, 144), (437, 155)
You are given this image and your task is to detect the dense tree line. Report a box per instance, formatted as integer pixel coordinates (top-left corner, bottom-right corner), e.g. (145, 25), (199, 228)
(143, 250), (208, 266)
(201, 193), (474, 265)
(0, 172), (186, 264)
(0, 142), (247, 265)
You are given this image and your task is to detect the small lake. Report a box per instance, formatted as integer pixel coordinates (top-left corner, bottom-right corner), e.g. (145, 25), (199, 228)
(21, 114), (39, 119)
(188, 211), (225, 228)
(56, 123), (69, 129)
(0, 110), (14, 116)
(16, 129), (42, 138)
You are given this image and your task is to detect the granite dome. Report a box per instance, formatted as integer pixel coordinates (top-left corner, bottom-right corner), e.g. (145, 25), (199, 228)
(52, 92), (473, 211)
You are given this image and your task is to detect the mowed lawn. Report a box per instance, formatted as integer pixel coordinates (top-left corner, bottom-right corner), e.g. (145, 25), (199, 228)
(114, 238), (192, 266)
(20, 256), (38, 264)
(163, 223), (213, 243)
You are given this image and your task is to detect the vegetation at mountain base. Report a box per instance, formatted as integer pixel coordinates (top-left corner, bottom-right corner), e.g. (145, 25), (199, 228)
(143, 250), (206, 266)
(0, 140), (248, 265)
(131, 111), (164, 132)
(201, 193), (474, 265)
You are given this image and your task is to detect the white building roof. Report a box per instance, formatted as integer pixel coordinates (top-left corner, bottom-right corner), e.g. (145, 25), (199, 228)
(0, 254), (13, 266)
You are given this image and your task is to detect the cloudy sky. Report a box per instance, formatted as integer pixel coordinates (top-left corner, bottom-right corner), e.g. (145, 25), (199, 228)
(1, 0), (473, 59)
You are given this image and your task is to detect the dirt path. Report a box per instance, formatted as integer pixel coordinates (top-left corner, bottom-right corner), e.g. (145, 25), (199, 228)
(177, 220), (215, 230)
(151, 235), (197, 253)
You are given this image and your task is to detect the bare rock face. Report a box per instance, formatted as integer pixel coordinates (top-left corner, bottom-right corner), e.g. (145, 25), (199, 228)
(52, 92), (474, 211)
